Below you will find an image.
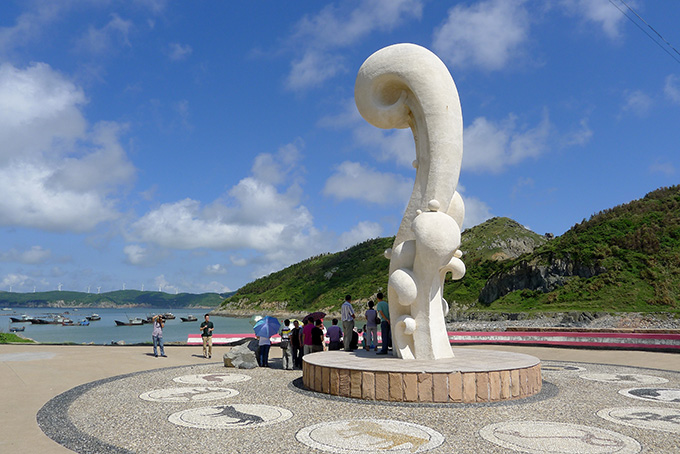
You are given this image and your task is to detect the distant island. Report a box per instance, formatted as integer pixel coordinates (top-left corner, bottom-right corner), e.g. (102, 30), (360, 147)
(0, 289), (234, 309)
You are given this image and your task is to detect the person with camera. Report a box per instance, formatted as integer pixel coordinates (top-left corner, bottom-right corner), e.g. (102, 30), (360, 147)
(151, 315), (166, 357)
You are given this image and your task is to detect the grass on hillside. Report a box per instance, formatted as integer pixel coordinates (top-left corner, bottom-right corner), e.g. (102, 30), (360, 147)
(477, 186), (680, 313)
(0, 333), (34, 343)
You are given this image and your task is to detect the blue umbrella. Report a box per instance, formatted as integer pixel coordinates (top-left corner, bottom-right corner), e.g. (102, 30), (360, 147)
(253, 316), (280, 338)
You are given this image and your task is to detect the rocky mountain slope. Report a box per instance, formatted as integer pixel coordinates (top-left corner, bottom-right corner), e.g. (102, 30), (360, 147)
(478, 185), (680, 312)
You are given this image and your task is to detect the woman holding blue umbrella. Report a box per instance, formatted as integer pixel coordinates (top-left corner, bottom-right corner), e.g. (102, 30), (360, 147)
(254, 316), (280, 367)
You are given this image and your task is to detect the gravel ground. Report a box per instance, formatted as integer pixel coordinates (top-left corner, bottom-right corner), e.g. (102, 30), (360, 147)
(38, 356), (680, 454)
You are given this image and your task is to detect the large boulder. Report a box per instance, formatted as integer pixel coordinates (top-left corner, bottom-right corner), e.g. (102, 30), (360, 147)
(224, 343), (258, 369)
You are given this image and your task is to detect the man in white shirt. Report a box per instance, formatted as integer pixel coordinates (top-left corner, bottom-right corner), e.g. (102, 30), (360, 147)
(341, 294), (355, 351)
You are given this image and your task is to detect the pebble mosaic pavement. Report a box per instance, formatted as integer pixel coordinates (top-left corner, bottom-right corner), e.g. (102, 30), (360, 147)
(38, 359), (680, 454)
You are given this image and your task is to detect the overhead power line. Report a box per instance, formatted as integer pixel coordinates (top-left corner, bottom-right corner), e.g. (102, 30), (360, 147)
(609, 0), (680, 65)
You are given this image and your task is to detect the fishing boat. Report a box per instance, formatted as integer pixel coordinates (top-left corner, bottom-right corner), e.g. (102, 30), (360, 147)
(180, 315), (197, 322)
(114, 317), (145, 326)
(163, 313), (176, 320)
(86, 314), (101, 321)
(31, 315), (67, 325)
(2, 307), (12, 311)
(10, 315), (35, 323)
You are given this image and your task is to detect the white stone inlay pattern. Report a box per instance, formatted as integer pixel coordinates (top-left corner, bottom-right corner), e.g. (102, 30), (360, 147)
(169, 404), (292, 429)
(619, 388), (680, 404)
(479, 421), (640, 454)
(139, 387), (238, 403)
(597, 407), (680, 433)
(173, 373), (251, 385)
(579, 373), (668, 385)
(296, 419), (445, 453)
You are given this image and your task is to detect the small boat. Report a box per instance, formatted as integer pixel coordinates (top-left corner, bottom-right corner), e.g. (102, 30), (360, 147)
(86, 314), (101, 321)
(114, 317), (145, 326)
(180, 315), (198, 322)
(163, 313), (176, 320)
(10, 315), (35, 323)
(2, 307), (12, 311)
(9, 326), (25, 332)
(61, 318), (74, 326)
(78, 319), (90, 326)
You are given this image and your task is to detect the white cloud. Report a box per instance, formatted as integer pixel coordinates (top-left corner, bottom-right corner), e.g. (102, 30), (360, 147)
(433, 0), (530, 71)
(0, 246), (51, 265)
(319, 99), (415, 167)
(338, 221), (382, 250)
(286, 51), (345, 91)
(1, 273), (30, 289)
(122, 244), (168, 266)
(560, 0), (629, 40)
(622, 90), (652, 116)
(562, 118), (593, 147)
(460, 195), (493, 230)
(648, 159), (675, 176)
(230, 256), (248, 267)
(323, 161), (413, 205)
(285, 0), (422, 89)
(0, 62), (135, 232)
(664, 74), (680, 104)
(168, 42), (193, 61)
(353, 126), (415, 168)
(0, 3), (64, 56)
(463, 113), (551, 173)
(204, 264), (227, 275)
(154, 274), (177, 293)
(76, 14), (133, 54)
(130, 142), (314, 252)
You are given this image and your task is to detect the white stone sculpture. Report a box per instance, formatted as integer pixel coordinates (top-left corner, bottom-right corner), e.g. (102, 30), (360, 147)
(355, 43), (466, 360)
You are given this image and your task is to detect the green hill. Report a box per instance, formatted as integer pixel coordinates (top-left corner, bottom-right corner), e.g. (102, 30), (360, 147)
(0, 290), (232, 308)
(220, 217), (545, 314)
(220, 237), (393, 314)
(479, 185), (680, 313)
(220, 185), (680, 315)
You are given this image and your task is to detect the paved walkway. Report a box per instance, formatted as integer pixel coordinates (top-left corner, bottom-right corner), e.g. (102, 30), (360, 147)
(1, 344), (678, 453)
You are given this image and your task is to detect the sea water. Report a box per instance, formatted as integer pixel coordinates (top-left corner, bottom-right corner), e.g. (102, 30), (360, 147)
(1, 308), (254, 345)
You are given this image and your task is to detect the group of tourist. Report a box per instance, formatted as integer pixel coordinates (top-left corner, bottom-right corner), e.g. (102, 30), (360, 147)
(270, 292), (392, 369)
(150, 295), (392, 364)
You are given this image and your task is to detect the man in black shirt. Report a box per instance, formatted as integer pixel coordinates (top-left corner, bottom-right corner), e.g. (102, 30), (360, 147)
(290, 320), (302, 368)
(311, 319), (325, 352)
(199, 314), (214, 359)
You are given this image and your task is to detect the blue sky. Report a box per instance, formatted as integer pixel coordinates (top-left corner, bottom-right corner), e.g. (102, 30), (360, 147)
(1, 0), (679, 295)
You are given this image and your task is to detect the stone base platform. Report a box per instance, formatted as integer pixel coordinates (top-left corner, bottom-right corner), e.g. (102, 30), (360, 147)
(302, 349), (541, 403)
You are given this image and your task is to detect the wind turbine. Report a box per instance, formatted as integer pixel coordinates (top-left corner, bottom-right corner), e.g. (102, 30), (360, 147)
(33, 286), (36, 293)
(141, 284), (144, 292)
(58, 283), (63, 291)
(97, 286), (101, 294)
(123, 283), (126, 291)
(87, 286), (91, 294)
(9, 285), (12, 292)
(159, 285), (163, 292)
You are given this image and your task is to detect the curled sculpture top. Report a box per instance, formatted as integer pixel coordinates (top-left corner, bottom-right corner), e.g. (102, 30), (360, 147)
(355, 43), (466, 360)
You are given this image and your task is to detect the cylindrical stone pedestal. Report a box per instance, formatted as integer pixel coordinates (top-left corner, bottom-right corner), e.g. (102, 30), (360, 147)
(302, 349), (541, 403)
